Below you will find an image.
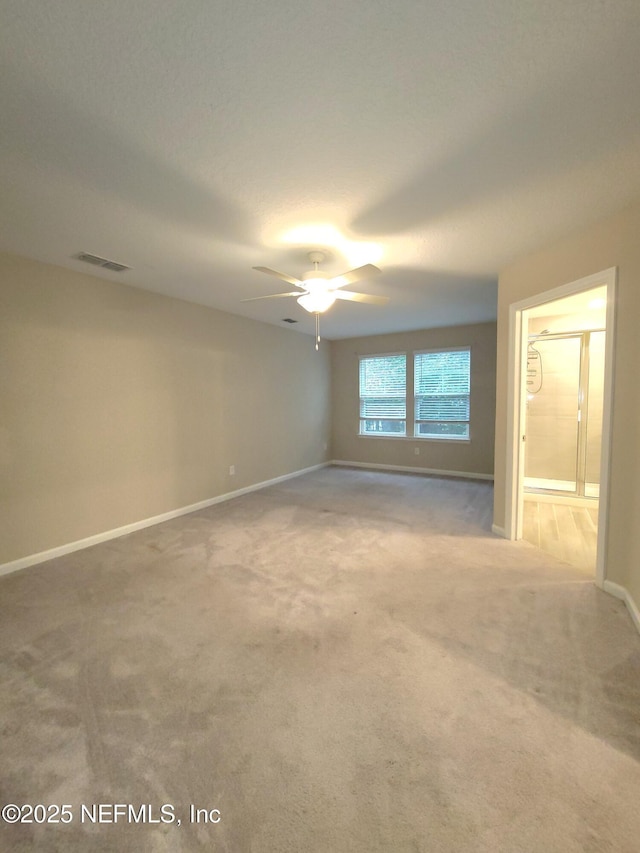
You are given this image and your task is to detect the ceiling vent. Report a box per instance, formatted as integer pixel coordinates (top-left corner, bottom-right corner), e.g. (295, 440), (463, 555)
(74, 252), (130, 273)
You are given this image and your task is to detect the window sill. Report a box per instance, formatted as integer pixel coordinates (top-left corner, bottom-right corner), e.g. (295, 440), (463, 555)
(358, 434), (471, 444)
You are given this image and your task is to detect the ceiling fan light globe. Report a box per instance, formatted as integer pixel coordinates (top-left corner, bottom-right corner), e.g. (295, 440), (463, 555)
(297, 292), (337, 314)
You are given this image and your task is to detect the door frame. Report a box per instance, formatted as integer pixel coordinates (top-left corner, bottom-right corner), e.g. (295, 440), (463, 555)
(504, 267), (617, 587)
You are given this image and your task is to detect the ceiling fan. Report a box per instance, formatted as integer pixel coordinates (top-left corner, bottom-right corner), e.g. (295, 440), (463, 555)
(243, 251), (388, 349)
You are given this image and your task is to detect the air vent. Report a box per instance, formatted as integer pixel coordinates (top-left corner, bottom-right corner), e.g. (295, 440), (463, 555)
(74, 252), (130, 273)
(282, 318), (298, 324)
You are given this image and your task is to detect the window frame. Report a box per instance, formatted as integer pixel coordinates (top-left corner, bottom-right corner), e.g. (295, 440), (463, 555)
(357, 346), (472, 443)
(413, 346), (471, 441)
(358, 352), (407, 437)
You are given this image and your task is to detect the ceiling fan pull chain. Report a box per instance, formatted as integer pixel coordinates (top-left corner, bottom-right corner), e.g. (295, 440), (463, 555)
(315, 313), (320, 350)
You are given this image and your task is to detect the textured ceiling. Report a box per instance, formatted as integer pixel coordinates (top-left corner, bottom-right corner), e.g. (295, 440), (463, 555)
(1, 1), (640, 339)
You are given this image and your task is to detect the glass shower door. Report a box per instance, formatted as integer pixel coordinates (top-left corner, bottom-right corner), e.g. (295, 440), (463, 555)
(524, 335), (581, 493)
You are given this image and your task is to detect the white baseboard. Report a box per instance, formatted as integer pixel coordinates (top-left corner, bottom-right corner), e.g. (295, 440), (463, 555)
(331, 460), (494, 481)
(0, 462), (328, 578)
(491, 524), (506, 538)
(603, 580), (640, 636)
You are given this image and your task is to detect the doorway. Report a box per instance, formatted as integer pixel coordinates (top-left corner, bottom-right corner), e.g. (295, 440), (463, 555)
(504, 268), (616, 586)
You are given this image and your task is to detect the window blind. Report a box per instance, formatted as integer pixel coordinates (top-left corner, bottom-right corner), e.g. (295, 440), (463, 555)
(359, 354), (406, 435)
(414, 349), (470, 438)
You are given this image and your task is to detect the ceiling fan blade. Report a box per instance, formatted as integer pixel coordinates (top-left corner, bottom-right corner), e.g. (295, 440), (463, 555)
(253, 266), (304, 287)
(241, 291), (301, 302)
(334, 290), (389, 305)
(330, 263), (381, 288)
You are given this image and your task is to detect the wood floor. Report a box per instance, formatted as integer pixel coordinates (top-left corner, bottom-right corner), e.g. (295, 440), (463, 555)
(522, 499), (598, 574)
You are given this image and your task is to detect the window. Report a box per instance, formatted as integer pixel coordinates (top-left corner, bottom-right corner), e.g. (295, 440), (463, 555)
(359, 348), (471, 440)
(359, 354), (406, 435)
(414, 348), (470, 439)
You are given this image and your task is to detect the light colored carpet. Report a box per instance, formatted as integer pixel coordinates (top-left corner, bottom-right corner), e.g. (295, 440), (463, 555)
(1, 467), (639, 852)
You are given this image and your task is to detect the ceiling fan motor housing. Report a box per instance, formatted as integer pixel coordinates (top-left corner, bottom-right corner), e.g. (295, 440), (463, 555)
(301, 269), (331, 290)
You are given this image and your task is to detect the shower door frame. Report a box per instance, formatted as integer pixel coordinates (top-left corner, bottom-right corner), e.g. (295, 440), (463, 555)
(503, 267), (617, 588)
(524, 328), (605, 499)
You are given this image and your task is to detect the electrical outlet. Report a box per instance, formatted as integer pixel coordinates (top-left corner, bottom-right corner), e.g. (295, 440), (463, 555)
(414, 447), (420, 455)
(229, 465), (235, 475)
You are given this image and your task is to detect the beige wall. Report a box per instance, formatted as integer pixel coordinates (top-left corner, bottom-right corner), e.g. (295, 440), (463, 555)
(494, 197), (640, 601)
(331, 322), (497, 477)
(0, 251), (331, 564)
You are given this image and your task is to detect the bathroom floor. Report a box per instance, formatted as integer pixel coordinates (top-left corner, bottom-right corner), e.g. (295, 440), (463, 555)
(522, 499), (598, 574)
